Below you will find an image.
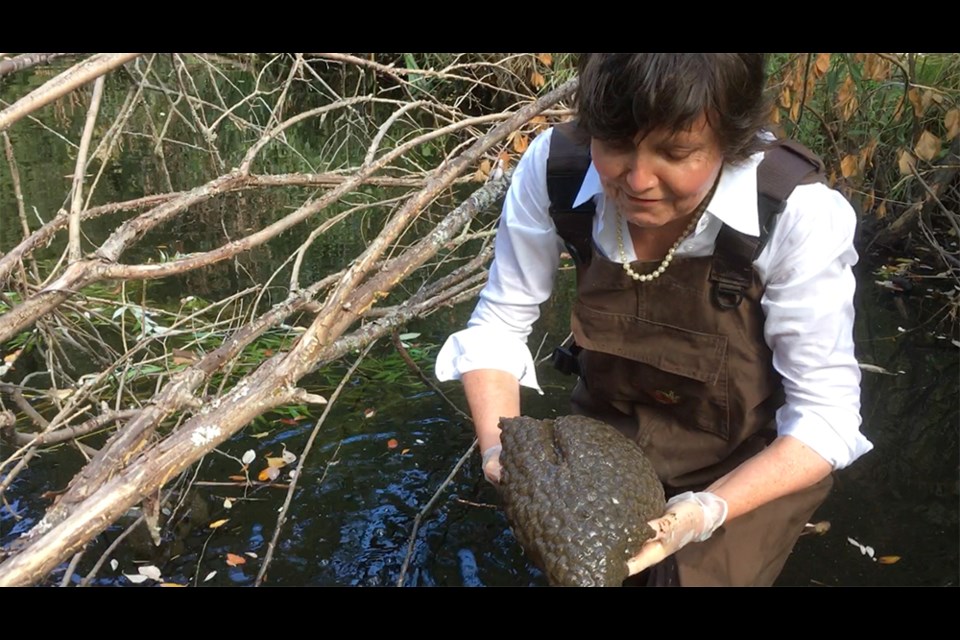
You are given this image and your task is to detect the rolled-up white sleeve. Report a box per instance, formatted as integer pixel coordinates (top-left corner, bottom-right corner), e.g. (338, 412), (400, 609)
(435, 129), (563, 393)
(755, 182), (874, 469)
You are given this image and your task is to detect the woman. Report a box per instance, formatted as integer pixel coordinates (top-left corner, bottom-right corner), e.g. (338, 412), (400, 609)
(435, 53), (873, 586)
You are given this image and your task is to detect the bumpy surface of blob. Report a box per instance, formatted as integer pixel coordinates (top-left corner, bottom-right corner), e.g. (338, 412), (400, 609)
(499, 415), (666, 586)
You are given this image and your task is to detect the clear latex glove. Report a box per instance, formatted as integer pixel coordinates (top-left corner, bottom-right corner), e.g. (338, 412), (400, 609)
(481, 444), (503, 485)
(626, 491), (728, 576)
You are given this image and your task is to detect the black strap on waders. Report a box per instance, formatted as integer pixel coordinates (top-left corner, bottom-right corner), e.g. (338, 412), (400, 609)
(547, 121), (596, 267)
(708, 139), (826, 309)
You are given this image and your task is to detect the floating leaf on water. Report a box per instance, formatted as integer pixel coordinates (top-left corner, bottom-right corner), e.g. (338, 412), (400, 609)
(398, 333), (420, 342)
(857, 362), (901, 376)
(415, 439), (425, 445)
(363, 408), (376, 419)
(226, 553), (246, 567)
(251, 432), (270, 439)
(228, 475), (246, 482)
(110, 559), (119, 572)
(245, 552), (258, 559)
(387, 438), (399, 449)
(124, 573), (149, 584)
(203, 571), (217, 583)
(258, 466), (281, 482)
(300, 392), (327, 405)
(288, 469), (298, 479)
(266, 456), (286, 469)
(159, 582), (186, 587)
(401, 448), (411, 455)
(208, 519), (229, 529)
(223, 498), (234, 510)
(241, 450), (256, 465)
(138, 565), (162, 581)
(878, 555), (901, 565)
(281, 449), (297, 464)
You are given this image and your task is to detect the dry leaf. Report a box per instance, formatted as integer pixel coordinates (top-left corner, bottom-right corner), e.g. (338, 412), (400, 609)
(3, 349), (22, 364)
(779, 86), (792, 109)
(863, 54), (892, 81)
(512, 132), (529, 154)
(897, 149), (915, 175)
(860, 137), (879, 171)
(945, 108), (960, 140)
(863, 188), (875, 214)
(877, 200), (888, 219)
(226, 553), (246, 567)
(400, 448), (411, 455)
(530, 71), (545, 88)
(892, 94), (905, 122)
(497, 150), (512, 172)
(770, 104), (781, 124)
(878, 555), (901, 565)
(914, 130), (941, 162)
(840, 154), (859, 178)
(258, 466), (280, 482)
(920, 89), (935, 114)
(281, 449), (297, 464)
(363, 408), (376, 419)
(536, 53), (553, 67)
(814, 53), (831, 75)
(265, 457), (285, 468)
(171, 348), (197, 366)
(159, 582), (186, 587)
(241, 450), (256, 465)
(278, 418), (299, 425)
(387, 438), (399, 449)
(245, 552), (259, 559)
(138, 565), (162, 581)
(223, 498), (234, 510)
(203, 570), (217, 582)
(836, 75), (858, 122)
(228, 475), (246, 482)
(474, 158), (492, 182)
(907, 88), (923, 117)
(124, 573), (149, 584)
(208, 518), (230, 529)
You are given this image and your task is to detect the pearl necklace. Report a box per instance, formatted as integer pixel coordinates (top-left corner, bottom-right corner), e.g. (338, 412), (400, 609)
(616, 177), (719, 283)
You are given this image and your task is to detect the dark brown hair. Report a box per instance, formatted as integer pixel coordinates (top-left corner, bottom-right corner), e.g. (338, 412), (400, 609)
(575, 53), (771, 163)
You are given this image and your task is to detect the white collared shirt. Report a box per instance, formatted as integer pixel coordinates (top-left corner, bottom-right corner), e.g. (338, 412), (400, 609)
(435, 128), (873, 470)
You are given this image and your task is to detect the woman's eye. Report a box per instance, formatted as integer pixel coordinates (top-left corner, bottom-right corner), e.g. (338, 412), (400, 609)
(664, 148), (693, 161)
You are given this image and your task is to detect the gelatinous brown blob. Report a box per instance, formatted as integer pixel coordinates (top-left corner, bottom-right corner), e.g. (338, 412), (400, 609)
(499, 415), (666, 586)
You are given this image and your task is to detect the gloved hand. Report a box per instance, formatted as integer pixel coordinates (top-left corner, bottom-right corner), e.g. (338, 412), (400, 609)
(481, 444), (502, 485)
(627, 490), (728, 576)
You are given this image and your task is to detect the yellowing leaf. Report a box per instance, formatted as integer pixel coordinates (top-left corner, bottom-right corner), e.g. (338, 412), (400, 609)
(400, 448), (411, 455)
(208, 518), (230, 529)
(536, 53), (553, 67)
(878, 555), (901, 565)
(897, 149), (915, 175)
(814, 53), (831, 75)
(257, 467), (279, 482)
(3, 349), (22, 364)
(914, 130), (941, 162)
(944, 108), (959, 141)
(226, 553), (246, 567)
(840, 154), (859, 178)
(228, 474), (246, 482)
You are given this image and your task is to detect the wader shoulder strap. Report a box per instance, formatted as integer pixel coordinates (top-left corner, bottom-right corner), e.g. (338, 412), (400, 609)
(709, 139), (826, 309)
(547, 121), (595, 266)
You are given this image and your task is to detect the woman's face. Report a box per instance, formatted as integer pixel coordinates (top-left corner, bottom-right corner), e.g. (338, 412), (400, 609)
(590, 113), (724, 230)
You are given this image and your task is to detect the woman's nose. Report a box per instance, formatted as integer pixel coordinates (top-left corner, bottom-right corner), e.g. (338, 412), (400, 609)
(623, 153), (658, 193)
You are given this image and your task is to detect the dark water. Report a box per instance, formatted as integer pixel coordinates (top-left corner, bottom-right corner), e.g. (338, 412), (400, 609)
(1, 60), (957, 586)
